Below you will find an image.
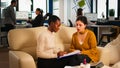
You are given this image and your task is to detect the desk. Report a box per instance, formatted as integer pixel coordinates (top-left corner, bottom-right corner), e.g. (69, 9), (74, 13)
(87, 25), (113, 43)
(15, 23), (32, 29)
(108, 20), (120, 27)
(97, 20), (120, 26)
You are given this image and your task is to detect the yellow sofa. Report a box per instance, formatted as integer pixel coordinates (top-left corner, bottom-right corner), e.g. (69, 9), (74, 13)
(8, 26), (119, 68)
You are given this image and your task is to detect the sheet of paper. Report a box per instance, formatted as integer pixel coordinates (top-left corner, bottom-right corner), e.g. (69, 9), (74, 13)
(58, 50), (80, 59)
(64, 66), (80, 68)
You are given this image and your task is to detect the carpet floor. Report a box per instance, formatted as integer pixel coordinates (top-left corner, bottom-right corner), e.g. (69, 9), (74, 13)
(0, 47), (9, 68)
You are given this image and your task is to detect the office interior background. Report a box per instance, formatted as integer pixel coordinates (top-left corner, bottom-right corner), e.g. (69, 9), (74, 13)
(0, 0), (120, 26)
(0, 0), (120, 68)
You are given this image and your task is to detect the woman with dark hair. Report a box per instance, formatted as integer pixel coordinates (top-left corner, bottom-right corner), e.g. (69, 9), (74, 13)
(28, 8), (44, 27)
(68, 16), (100, 65)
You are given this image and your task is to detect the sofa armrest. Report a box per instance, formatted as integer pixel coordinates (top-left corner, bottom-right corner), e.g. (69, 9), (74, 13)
(9, 51), (36, 68)
(90, 47), (110, 66)
(97, 47), (104, 55)
(98, 47), (110, 66)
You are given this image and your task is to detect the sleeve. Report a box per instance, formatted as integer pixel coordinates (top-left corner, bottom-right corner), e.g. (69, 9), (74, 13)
(69, 34), (76, 52)
(81, 32), (100, 62)
(9, 7), (16, 24)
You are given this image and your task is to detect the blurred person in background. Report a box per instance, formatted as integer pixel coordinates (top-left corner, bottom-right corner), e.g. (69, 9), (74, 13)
(27, 8), (44, 27)
(3, 0), (17, 32)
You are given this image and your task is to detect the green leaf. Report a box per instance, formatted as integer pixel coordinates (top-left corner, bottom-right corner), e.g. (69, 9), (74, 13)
(78, 0), (85, 7)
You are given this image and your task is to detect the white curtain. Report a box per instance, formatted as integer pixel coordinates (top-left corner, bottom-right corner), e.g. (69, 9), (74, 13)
(85, 0), (91, 11)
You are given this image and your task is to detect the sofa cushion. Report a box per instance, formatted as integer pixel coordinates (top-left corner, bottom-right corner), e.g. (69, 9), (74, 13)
(104, 34), (120, 65)
(112, 61), (120, 68)
(102, 65), (112, 68)
(57, 26), (76, 44)
(99, 47), (110, 65)
(107, 34), (120, 46)
(105, 45), (120, 64)
(57, 26), (76, 52)
(8, 27), (47, 59)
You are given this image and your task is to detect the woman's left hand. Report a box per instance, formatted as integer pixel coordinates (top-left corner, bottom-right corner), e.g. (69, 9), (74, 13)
(57, 51), (67, 57)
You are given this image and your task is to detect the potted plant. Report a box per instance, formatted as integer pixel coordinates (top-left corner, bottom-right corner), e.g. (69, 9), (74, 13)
(109, 9), (115, 20)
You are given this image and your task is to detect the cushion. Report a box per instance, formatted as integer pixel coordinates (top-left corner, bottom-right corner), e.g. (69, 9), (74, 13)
(102, 65), (112, 68)
(100, 48), (110, 65)
(57, 26), (76, 44)
(8, 27), (47, 59)
(105, 44), (120, 64)
(112, 61), (120, 68)
(106, 34), (120, 46)
(104, 34), (120, 65)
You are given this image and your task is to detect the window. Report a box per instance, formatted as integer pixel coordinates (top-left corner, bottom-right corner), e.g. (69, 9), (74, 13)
(97, 0), (106, 19)
(83, 0), (91, 13)
(1, 0), (11, 7)
(1, 0), (11, 19)
(33, 0), (47, 15)
(93, 0), (97, 13)
(109, 0), (118, 17)
(19, 0), (31, 12)
(53, 0), (59, 17)
(18, 0), (47, 19)
(97, 0), (118, 18)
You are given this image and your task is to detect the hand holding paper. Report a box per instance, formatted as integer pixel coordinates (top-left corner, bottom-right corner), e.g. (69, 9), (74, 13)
(57, 51), (67, 56)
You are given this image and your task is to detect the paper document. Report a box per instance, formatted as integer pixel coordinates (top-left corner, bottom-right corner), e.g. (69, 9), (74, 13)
(64, 66), (80, 68)
(58, 50), (80, 58)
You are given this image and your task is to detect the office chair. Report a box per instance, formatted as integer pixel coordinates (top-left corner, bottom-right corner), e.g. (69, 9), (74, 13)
(68, 19), (73, 27)
(98, 26), (117, 46)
